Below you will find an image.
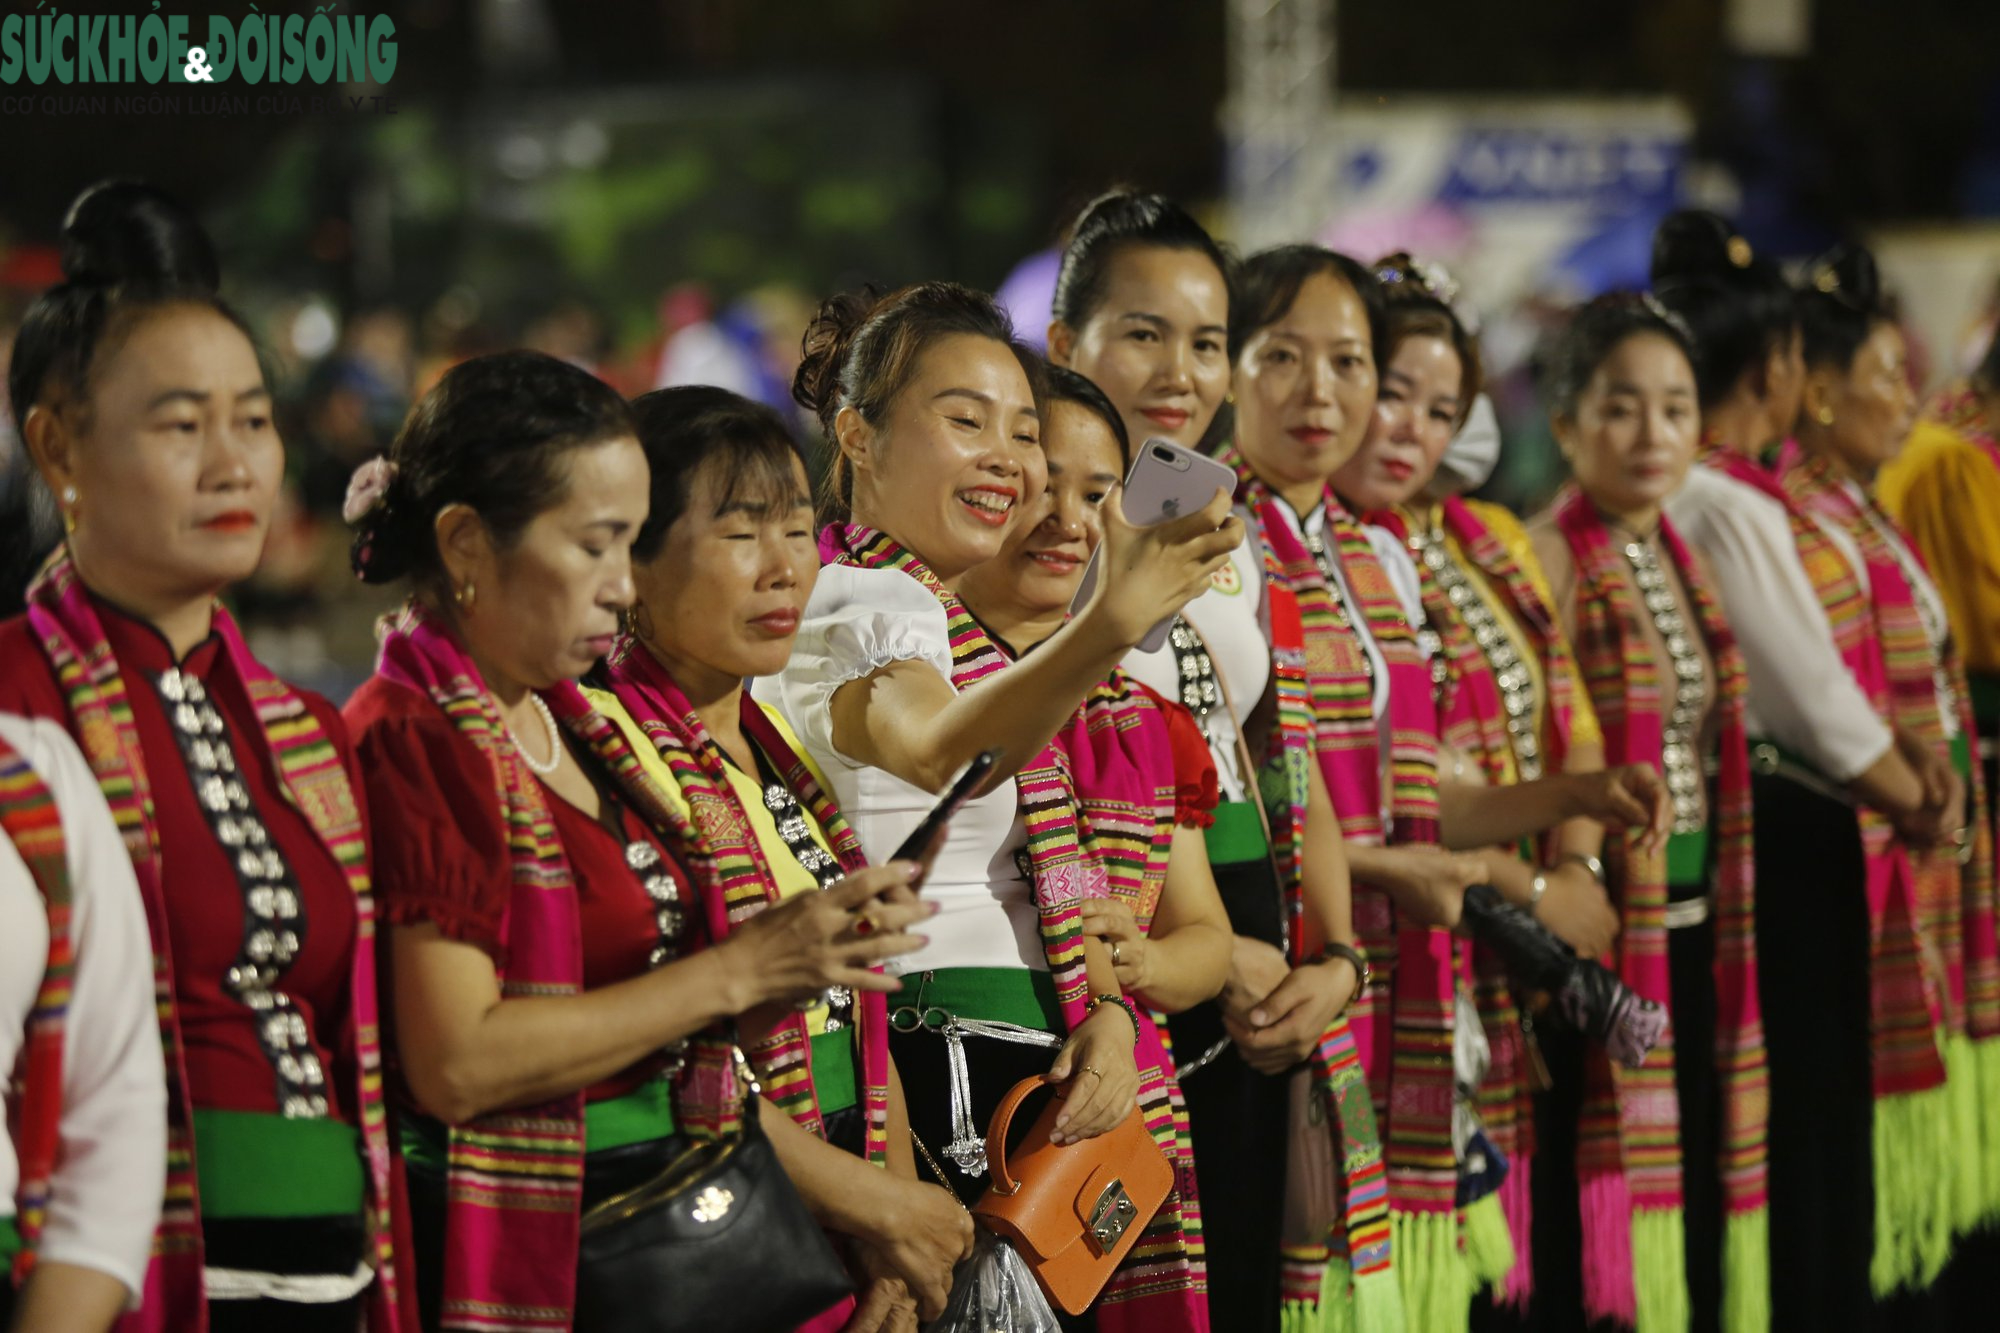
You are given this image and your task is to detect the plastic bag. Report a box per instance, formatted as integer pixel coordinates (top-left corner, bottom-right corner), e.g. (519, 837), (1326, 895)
(922, 1225), (1062, 1333)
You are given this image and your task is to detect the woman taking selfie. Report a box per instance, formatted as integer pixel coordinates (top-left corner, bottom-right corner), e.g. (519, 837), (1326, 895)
(344, 352), (927, 1332)
(765, 280), (1238, 1330)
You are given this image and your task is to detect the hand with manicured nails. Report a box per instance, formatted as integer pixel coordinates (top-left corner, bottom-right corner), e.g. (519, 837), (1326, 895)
(1078, 898), (1150, 994)
(714, 861), (934, 1012)
(1085, 487), (1245, 648)
(1045, 1003), (1141, 1144)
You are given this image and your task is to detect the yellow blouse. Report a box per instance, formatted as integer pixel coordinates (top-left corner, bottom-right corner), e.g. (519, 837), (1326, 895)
(1878, 403), (2000, 678)
(584, 688), (844, 1035)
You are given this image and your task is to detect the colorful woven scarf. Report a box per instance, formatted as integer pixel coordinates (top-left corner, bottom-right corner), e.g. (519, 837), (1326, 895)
(1, 731), (72, 1289)
(23, 550), (401, 1333)
(1050, 669), (1208, 1329)
(596, 639), (891, 1163)
(1224, 446), (1470, 1333)
(1703, 445), (1950, 1295)
(1370, 497), (1585, 1305)
(1553, 487), (1771, 1332)
(375, 602), (747, 1332)
(1926, 382), (2000, 467)
(1781, 447), (2000, 1241)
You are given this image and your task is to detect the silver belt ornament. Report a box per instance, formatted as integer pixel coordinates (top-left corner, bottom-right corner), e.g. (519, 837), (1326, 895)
(891, 1004), (1061, 1175)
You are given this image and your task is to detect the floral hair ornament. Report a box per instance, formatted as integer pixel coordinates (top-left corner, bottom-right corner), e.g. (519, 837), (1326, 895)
(1375, 256), (1480, 333)
(342, 456), (397, 524)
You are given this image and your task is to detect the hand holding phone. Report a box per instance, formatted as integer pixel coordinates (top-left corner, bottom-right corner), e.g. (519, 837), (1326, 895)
(1070, 438), (1241, 652)
(891, 748), (1002, 867)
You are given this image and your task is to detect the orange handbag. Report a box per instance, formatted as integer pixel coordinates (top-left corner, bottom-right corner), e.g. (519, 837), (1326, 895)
(970, 1076), (1175, 1316)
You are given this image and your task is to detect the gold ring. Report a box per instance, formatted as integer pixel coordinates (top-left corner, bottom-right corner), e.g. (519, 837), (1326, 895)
(1110, 940), (1124, 967)
(850, 910), (879, 938)
(1081, 1065), (1103, 1081)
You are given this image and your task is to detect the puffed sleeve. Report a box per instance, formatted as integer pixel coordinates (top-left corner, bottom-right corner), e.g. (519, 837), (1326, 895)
(343, 679), (515, 959)
(10, 716), (166, 1306)
(752, 564), (956, 769)
(1880, 423), (2000, 677)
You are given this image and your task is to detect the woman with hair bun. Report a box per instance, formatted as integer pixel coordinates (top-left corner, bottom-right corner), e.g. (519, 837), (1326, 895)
(343, 352), (929, 1333)
(1783, 244), (2000, 1292)
(1655, 212), (1959, 1328)
(761, 279), (1239, 1330)
(0, 180), (404, 1330)
(1528, 293), (1769, 1333)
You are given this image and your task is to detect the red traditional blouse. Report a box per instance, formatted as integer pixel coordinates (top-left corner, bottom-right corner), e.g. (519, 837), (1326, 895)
(0, 598), (358, 1121)
(344, 676), (691, 1101)
(1136, 683), (1222, 829)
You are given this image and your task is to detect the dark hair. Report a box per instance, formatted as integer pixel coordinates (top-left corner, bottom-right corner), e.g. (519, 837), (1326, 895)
(627, 386), (808, 562)
(1542, 292), (1698, 421)
(1650, 209), (1799, 410)
(1979, 321), (2000, 396)
(1043, 364), (1133, 467)
(1049, 190), (1233, 332)
(1230, 244), (1385, 364)
(792, 281), (1044, 522)
(350, 350), (636, 589)
(8, 180), (250, 428)
(1374, 252), (1483, 425)
(1796, 244), (1888, 374)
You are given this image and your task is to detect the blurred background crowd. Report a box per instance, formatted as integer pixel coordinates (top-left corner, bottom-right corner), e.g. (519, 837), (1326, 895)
(4, 0), (1998, 703)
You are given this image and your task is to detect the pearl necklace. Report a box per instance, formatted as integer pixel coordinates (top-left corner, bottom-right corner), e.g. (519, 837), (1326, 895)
(510, 693), (563, 775)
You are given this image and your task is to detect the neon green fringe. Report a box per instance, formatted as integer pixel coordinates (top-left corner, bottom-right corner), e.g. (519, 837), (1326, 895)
(1977, 1035), (2000, 1224)
(1459, 1192), (1516, 1295)
(1630, 1206), (1689, 1333)
(1278, 1252), (1407, 1333)
(1719, 1205), (1770, 1333)
(1944, 1032), (1983, 1235)
(1868, 1072), (1956, 1297)
(1394, 1209), (1476, 1333)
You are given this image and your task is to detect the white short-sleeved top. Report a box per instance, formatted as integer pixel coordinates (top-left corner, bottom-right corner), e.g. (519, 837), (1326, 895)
(753, 564), (1044, 974)
(0, 713), (166, 1303)
(1121, 528), (1272, 801)
(1666, 464), (1893, 781)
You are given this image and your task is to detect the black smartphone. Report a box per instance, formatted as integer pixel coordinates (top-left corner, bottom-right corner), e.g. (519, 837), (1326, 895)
(890, 748), (1001, 864)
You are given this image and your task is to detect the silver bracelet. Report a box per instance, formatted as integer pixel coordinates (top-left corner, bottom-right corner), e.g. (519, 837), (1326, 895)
(1554, 851), (1605, 884)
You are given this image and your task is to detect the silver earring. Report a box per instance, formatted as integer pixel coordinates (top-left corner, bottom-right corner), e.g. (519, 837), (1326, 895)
(62, 486), (78, 504)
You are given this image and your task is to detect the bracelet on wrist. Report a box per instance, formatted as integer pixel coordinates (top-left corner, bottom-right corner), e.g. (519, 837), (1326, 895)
(1553, 851), (1605, 885)
(1088, 992), (1140, 1045)
(1316, 941), (1372, 1008)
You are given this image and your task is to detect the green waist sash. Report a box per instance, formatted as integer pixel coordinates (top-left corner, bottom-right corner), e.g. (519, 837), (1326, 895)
(895, 966), (1064, 1032)
(192, 1108), (365, 1219)
(0, 1214), (20, 1266)
(810, 1029), (858, 1116)
(1204, 800), (1270, 867)
(1667, 828), (1711, 889)
(1953, 731), (1973, 785)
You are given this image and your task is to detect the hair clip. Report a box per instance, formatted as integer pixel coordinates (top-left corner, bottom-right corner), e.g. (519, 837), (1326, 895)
(1639, 292), (1695, 344)
(1726, 235), (1754, 268)
(1812, 266), (1840, 295)
(342, 456), (398, 524)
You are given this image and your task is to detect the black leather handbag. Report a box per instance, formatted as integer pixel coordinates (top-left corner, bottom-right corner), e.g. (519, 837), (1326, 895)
(574, 1050), (853, 1333)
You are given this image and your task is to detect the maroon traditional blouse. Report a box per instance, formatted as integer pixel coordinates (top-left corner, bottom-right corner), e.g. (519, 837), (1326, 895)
(0, 597), (358, 1120)
(344, 675), (689, 1101)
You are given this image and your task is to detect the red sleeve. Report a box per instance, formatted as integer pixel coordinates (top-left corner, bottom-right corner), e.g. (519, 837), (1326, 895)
(1135, 683), (1221, 829)
(342, 676), (515, 960)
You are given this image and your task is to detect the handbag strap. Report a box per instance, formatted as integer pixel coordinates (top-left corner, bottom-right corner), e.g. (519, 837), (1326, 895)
(983, 1075), (1053, 1197)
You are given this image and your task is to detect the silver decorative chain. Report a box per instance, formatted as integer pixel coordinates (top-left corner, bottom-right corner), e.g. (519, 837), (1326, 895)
(1621, 537), (1708, 834)
(1303, 527), (1375, 689)
(760, 780), (852, 1029)
(156, 667), (328, 1119)
(1411, 526), (1543, 780)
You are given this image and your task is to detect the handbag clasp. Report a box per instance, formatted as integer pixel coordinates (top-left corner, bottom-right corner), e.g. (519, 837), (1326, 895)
(1083, 1179), (1137, 1256)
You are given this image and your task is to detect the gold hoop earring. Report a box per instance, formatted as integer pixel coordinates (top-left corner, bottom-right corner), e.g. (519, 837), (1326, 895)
(628, 602), (656, 647)
(1816, 405), (1836, 426)
(59, 486), (78, 534)
(453, 581), (476, 611)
